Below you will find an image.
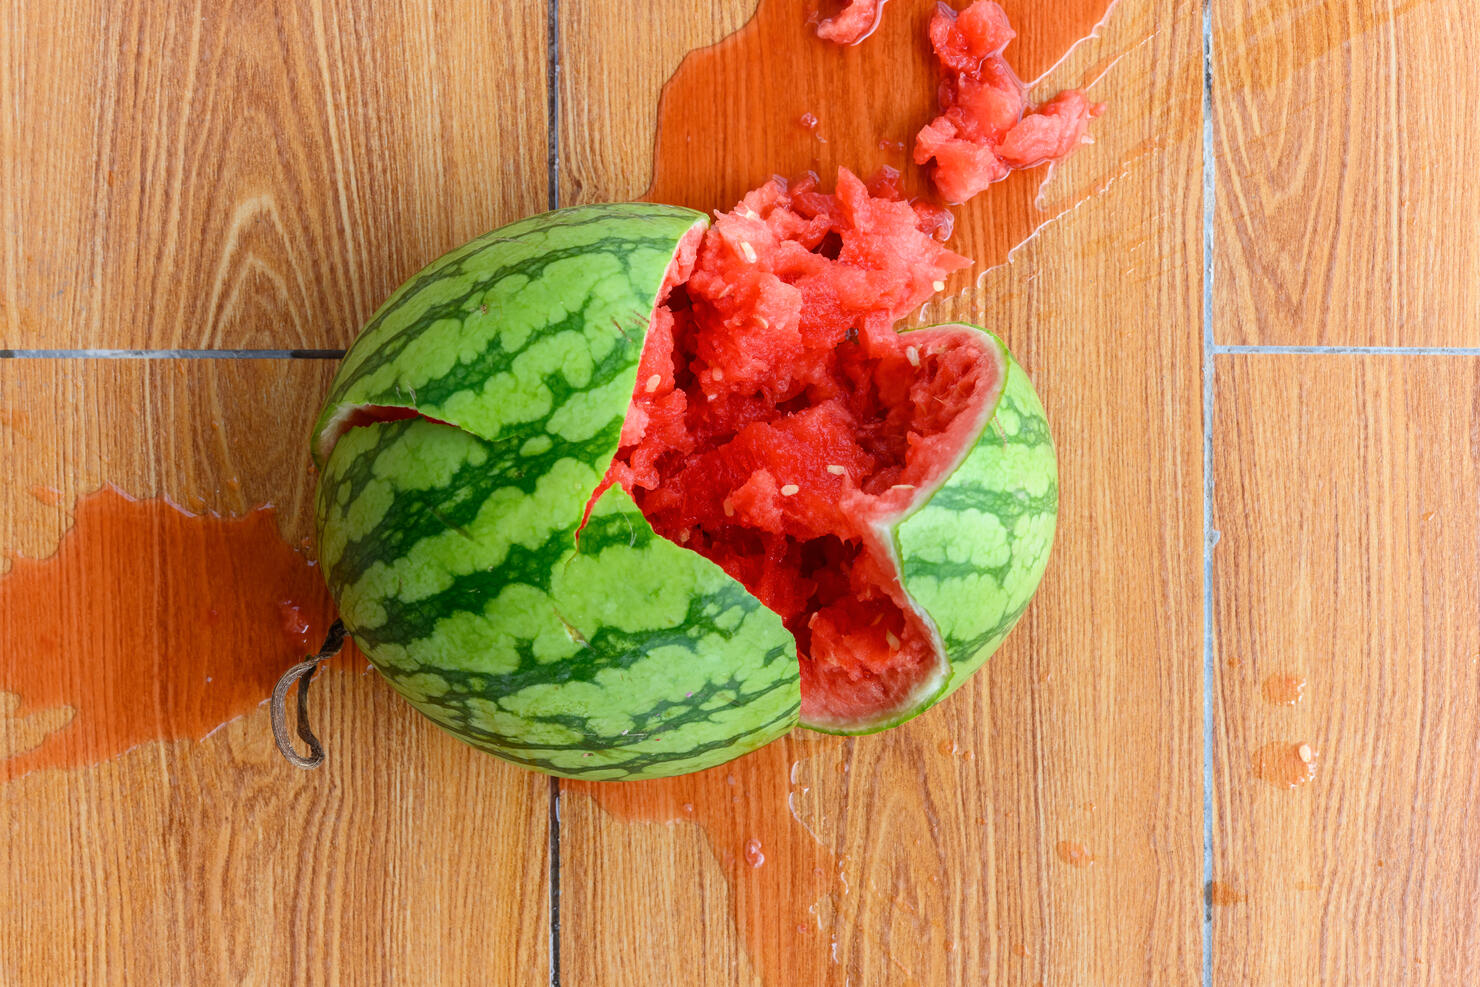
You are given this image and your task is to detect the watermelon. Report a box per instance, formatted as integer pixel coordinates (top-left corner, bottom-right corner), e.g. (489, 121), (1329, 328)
(312, 173), (1056, 780)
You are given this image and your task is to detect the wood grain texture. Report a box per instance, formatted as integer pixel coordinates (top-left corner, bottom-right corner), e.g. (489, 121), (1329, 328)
(558, 0), (757, 205)
(558, 1), (1208, 983)
(0, 360), (550, 984)
(0, 0), (549, 350)
(1213, 0), (1480, 346)
(1211, 355), (1480, 984)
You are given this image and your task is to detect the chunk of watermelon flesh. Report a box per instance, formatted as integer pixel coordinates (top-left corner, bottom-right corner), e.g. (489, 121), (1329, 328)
(607, 169), (1003, 730)
(814, 0), (887, 46)
(914, 0), (1103, 204)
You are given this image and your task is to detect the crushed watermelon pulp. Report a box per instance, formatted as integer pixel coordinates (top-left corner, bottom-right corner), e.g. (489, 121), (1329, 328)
(604, 169), (1004, 729)
(914, 0), (1103, 204)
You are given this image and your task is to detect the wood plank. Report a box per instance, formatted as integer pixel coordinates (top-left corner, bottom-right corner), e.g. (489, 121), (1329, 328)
(0, 359), (550, 984)
(1211, 354), (1480, 983)
(557, 1), (1207, 983)
(558, 0), (758, 205)
(1212, 0), (1480, 346)
(0, 0), (549, 350)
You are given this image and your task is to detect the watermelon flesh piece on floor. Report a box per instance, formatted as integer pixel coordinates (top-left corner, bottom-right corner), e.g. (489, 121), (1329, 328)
(814, 0), (886, 46)
(914, 0), (1103, 204)
(604, 169), (1003, 731)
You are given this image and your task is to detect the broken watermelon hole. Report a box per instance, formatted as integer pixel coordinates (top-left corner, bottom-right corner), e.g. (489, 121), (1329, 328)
(603, 169), (1005, 732)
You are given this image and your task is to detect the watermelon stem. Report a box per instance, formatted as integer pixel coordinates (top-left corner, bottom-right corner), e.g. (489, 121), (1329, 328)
(270, 619), (346, 769)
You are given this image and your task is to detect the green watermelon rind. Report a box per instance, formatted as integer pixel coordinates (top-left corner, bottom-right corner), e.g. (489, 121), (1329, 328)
(900, 337), (1058, 700)
(316, 418), (801, 781)
(799, 326), (1057, 736)
(312, 203), (710, 465)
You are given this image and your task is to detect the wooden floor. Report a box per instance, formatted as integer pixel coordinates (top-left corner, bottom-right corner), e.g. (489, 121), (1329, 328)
(2, 1), (1477, 984)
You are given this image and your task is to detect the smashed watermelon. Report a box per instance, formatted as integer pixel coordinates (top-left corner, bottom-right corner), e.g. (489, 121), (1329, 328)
(311, 170), (1057, 778)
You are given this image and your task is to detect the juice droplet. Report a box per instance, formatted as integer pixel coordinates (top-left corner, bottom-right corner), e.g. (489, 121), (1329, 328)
(0, 486), (338, 782)
(1055, 839), (1095, 868)
(278, 600), (314, 652)
(1207, 880), (1245, 906)
(1012, 942), (1031, 957)
(1260, 673), (1306, 706)
(745, 837), (766, 868)
(1252, 740), (1319, 788)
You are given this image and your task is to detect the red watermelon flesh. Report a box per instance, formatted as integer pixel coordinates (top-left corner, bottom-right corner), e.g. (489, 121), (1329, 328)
(914, 0), (1103, 204)
(814, 0), (886, 46)
(605, 169), (1003, 728)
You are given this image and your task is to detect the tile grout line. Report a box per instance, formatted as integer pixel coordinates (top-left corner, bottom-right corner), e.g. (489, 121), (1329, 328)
(1201, 1), (1217, 985)
(0, 349), (347, 359)
(546, 1), (562, 985)
(1216, 344), (1480, 356)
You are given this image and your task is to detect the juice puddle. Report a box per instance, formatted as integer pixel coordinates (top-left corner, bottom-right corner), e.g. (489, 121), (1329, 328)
(589, 1), (1120, 980)
(1252, 741), (1319, 789)
(645, 0), (1119, 286)
(568, 740), (841, 985)
(0, 486), (338, 782)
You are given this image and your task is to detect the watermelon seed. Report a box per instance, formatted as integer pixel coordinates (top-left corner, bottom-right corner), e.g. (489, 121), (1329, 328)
(906, 346), (920, 367)
(645, 374), (662, 393)
(780, 484), (800, 496)
(740, 240), (758, 263)
(826, 464), (846, 476)
(931, 280), (946, 291)
(711, 367), (724, 382)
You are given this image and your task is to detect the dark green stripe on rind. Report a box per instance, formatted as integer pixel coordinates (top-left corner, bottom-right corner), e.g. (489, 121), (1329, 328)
(316, 418), (801, 780)
(894, 337), (1058, 701)
(311, 203), (707, 466)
